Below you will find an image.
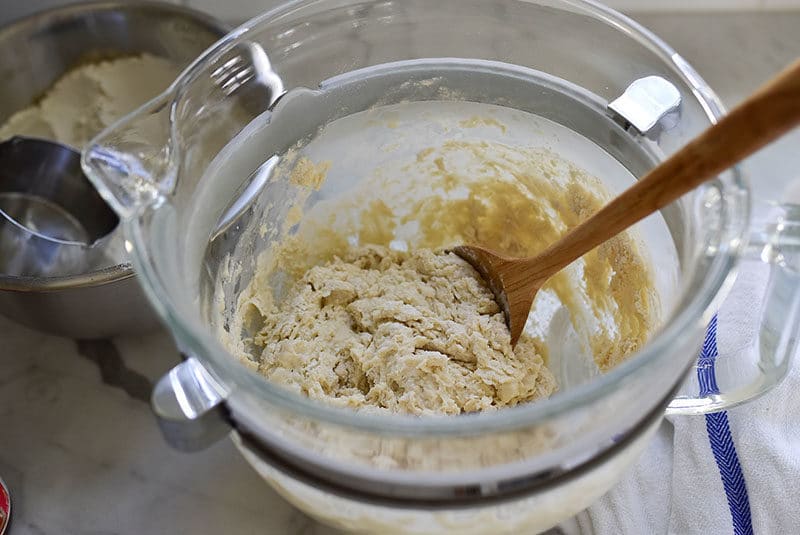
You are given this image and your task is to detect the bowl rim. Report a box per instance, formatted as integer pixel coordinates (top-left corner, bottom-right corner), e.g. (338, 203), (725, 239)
(0, 0), (230, 291)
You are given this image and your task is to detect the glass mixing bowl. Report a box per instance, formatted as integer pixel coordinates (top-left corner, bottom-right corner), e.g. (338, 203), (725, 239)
(83, 0), (800, 532)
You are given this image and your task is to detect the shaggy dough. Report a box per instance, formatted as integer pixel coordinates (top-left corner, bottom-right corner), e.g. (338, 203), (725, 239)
(253, 245), (556, 415)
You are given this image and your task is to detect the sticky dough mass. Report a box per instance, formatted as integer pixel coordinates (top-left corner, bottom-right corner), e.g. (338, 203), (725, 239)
(253, 245), (556, 415)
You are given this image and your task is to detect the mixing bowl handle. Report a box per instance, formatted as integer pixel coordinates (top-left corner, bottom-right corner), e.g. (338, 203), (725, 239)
(81, 40), (286, 221)
(666, 202), (800, 415)
(151, 356), (231, 451)
(81, 89), (178, 220)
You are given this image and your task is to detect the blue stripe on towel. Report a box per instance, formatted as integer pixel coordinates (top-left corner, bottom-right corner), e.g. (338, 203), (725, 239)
(697, 315), (753, 535)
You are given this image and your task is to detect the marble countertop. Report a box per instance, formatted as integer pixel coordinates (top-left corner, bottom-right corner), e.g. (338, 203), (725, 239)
(2, 10), (799, 535)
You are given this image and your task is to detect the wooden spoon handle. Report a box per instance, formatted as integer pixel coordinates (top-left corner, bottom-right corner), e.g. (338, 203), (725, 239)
(529, 58), (800, 276)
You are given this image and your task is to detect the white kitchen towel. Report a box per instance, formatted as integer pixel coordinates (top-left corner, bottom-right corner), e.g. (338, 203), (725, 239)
(556, 210), (800, 534)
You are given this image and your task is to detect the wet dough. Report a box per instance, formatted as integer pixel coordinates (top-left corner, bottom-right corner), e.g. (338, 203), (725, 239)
(252, 245), (556, 415)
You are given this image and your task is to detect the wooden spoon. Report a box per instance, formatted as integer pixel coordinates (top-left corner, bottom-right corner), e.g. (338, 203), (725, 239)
(454, 58), (800, 347)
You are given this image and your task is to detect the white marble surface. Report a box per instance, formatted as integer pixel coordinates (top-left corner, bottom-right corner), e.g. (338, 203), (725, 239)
(0, 315), (338, 534)
(1, 10), (800, 535)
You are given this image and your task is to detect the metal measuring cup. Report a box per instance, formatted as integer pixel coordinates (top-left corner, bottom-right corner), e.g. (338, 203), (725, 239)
(0, 137), (119, 278)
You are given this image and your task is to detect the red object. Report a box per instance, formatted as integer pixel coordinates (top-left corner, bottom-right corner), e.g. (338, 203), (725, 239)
(0, 477), (9, 534)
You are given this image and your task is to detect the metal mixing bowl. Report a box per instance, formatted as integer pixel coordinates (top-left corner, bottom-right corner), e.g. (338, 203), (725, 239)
(0, 1), (228, 338)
